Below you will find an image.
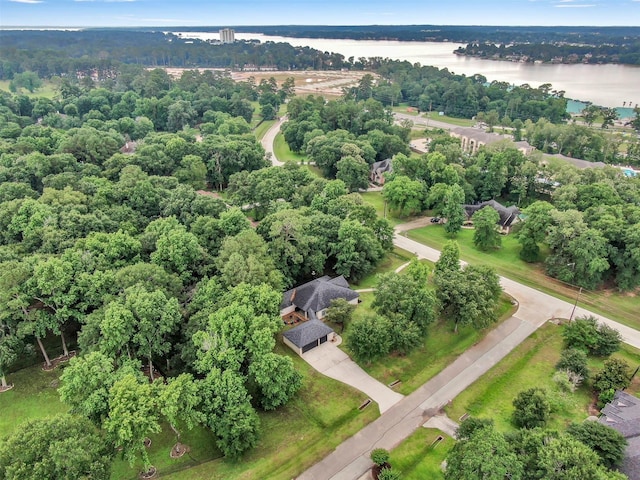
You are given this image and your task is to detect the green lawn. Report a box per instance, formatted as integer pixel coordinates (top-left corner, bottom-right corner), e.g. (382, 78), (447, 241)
(273, 133), (307, 163)
(406, 225), (640, 329)
(445, 322), (640, 433)
(0, 366), (69, 440)
(388, 428), (454, 480)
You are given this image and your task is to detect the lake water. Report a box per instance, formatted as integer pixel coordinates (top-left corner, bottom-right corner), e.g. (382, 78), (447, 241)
(172, 31), (640, 109)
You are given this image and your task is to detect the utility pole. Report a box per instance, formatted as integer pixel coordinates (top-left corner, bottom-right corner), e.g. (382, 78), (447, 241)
(569, 287), (582, 322)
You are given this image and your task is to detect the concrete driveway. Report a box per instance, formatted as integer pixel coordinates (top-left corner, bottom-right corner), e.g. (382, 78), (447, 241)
(302, 337), (404, 414)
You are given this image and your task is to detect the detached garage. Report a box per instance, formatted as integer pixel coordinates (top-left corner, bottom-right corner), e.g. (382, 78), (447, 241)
(283, 320), (335, 356)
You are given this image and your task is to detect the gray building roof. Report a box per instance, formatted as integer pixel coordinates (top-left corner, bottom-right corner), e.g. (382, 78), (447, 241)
(452, 127), (512, 146)
(463, 200), (521, 228)
(543, 153), (606, 170)
(599, 391), (640, 480)
(281, 275), (359, 313)
(283, 320), (334, 348)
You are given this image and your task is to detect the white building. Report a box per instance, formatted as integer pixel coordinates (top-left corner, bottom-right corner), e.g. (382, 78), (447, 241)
(219, 28), (235, 44)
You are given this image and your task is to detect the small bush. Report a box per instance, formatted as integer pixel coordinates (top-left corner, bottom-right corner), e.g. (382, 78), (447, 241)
(378, 467), (401, 480)
(512, 388), (551, 429)
(370, 448), (390, 467)
(562, 316), (621, 357)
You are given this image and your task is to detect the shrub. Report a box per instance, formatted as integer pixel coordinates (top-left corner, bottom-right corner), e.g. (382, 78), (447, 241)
(556, 348), (590, 380)
(594, 358), (631, 407)
(562, 316), (621, 357)
(378, 467), (401, 480)
(370, 448), (390, 466)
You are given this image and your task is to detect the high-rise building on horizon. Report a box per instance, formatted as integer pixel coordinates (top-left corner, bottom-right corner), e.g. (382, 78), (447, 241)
(219, 28), (235, 44)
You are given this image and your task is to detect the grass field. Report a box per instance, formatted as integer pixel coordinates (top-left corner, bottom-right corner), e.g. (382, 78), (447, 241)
(446, 322), (640, 432)
(0, 80), (58, 99)
(388, 428), (454, 480)
(406, 224), (640, 329)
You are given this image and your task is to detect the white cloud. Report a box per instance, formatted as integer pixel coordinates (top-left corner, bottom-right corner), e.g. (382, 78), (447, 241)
(8, 0), (44, 3)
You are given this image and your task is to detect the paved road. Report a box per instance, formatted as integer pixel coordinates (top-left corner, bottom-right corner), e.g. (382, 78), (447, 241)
(302, 336), (404, 415)
(298, 230), (640, 480)
(260, 116), (287, 166)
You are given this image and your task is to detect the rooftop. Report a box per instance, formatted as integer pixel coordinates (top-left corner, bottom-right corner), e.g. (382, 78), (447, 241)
(283, 320), (334, 348)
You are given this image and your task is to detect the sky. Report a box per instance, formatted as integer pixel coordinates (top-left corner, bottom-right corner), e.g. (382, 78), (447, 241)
(0, 0), (639, 27)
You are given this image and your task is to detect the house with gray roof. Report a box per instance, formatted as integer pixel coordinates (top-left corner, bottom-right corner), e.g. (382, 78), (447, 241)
(450, 127), (535, 155)
(599, 391), (640, 480)
(463, 199), (521, 233)
(370, 158), (393, 185)
(280, 275), (359, 321)
(283, 320), (335, 355)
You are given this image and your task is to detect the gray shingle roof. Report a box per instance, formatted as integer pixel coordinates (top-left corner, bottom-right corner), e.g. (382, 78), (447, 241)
(283, 320), (334, 348)
(281, 276), (359, 313)
(599, 391), (640, 480)
(464, 200), (521, 228)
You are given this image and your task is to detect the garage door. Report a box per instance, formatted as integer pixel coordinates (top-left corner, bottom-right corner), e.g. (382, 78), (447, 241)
(302, 340), (317, 353)
(319, 335), (328, 344)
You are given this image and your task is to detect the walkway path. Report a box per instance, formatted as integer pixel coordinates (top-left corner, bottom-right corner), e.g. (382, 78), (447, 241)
(260, 116), (287, 166)
(301, 336), (404, 415)
(298, 229), (640, 480)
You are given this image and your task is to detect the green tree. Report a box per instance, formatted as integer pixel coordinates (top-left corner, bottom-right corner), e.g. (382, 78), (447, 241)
(197, 369), (260, 459)
(158, 373), (203, 447)
(151, 228), (204, 281)
(347, 314), (392, 364)
(216, 229), (284, 290)
(434, 240), (461, 278)
(512, 388), (551, 429)
(9, 71), (42, 93)
(325, 297), (356, 332)
(336, 155), (370, 192)
(538, 435), (613, 480)
(382, 176), (425, 217)
(593, 358), (631, 406)
(0, 415), (113, 480)
(517, 201), (555, 262)
(566, 421), (627, 469)
(104, 374), (160, 473)
(442, 184), (465, 236)
(248, 352), (303, 410)
(563, 316), (621, 357)
(445, 425), (523, 480)
(472, 206), (502, 251)
(58, 351), (118, 425)
(372, 270), (437, 334)
(435, 265), (502, 332)
(334, 219), (387, 281)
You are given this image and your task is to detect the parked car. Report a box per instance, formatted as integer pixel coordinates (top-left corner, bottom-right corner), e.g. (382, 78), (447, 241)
(430, 217), (441, 224)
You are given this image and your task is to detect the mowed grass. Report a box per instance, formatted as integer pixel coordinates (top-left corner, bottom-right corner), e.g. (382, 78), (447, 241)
(356, 294), (516, 395)
(388, 428), (454, 480)
(0, 366), (69, 440)
(273, 132), (307, 163)
(406, 225), (640, 329)
(446, 322), (640, 433)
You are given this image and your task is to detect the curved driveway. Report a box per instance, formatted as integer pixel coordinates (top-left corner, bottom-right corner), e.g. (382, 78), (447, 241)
(260, 116), (287, 166)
